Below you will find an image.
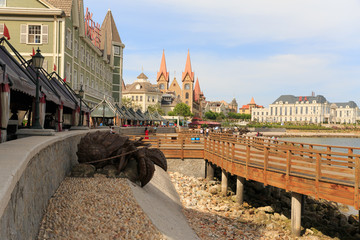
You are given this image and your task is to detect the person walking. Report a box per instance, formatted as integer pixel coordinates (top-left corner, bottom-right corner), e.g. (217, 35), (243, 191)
(145, 127), (149, 139)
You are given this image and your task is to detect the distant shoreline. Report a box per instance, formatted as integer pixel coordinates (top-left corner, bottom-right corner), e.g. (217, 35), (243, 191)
(249, 130), (360, 138)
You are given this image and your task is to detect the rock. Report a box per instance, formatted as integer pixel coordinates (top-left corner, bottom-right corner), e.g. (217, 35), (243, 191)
(348, 214), (359, 225)
(209, 185), (220, 195)
(70, 164), (95, 177)
(280, 214), (288, 221)
(258, 206), (274, 213)
(304, 228), (314, 235)
(103, 165), (118, 178)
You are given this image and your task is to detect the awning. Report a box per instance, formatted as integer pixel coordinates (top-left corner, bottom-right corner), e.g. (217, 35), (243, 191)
(0, 46), (35, 95)
(91, 99), (116, 118)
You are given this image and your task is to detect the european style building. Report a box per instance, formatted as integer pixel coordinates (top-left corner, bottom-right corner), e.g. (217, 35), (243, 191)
(0, 0), (124, 107)
(252, 95), (360, 124)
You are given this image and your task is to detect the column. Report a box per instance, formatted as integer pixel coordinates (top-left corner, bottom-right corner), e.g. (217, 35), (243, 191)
(291, 192), (303, 237)
(206, 160), (214, 180)
(236, 176), (245, 204)
(221, 169), (228, 196)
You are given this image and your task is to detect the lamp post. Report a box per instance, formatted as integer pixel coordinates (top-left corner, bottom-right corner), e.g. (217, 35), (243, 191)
(78, 85), (84, 126)
(102, 100), (106, 126)
(32, 48), (44, 129)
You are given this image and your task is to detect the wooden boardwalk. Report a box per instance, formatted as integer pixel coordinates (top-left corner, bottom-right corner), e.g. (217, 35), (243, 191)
(136, 132), (360, 211)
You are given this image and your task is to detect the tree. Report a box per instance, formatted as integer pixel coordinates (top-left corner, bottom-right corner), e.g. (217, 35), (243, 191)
(121, 97), (141, 109)
(171, 103), (193, 118)
(205, 111), (216, 120)
(147, 103), (165, 115)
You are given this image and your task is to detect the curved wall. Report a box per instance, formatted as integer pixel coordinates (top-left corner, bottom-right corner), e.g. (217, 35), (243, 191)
(0, 130), (91, 239)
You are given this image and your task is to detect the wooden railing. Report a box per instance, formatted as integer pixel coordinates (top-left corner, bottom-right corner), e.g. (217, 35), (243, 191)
(130, 132), (360, 210)
(205, 133), (360, 210)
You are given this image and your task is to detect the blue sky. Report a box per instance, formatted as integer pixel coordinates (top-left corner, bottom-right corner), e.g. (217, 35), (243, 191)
(85, 0), (360, 107)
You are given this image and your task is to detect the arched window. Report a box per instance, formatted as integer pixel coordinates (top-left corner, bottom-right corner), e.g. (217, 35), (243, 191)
(159, 83), (164, 89)
(185, 92), (189, 99)
(185, 83), (190, 90)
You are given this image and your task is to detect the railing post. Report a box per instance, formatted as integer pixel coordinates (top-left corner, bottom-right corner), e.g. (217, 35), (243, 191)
(354, 157), (359, 210)
(181, 137), (184, 160)
(315, 153), (321, 199)
(286, 150), (291, 191)
(348, 148), (354, 169)
(264, 147), (269, 186)
(246, 144), (250, 179)
(327, 146), (332, 166)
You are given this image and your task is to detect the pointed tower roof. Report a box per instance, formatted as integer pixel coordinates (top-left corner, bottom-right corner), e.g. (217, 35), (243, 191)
(194, 77), (201, 102)
(156, 50), (169, 82)
(249, 97), (256, 105)
(100, 9), (124, 56)
(182, 50), (194, 82)
(122, 79), (126, 91)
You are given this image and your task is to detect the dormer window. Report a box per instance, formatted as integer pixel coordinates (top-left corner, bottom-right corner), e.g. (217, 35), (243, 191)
(135, 84), (141, 89)
(313, 100), (316, 103)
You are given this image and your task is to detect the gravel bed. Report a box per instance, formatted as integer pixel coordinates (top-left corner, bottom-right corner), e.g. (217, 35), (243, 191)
(37, 174), (164, 240)
(169, 171), (337, 240)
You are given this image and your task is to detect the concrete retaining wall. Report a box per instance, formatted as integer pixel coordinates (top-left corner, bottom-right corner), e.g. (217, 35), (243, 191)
(116, 126), (177, 135)
(167, 159), (206, 178)
(0, 130), (91, 240)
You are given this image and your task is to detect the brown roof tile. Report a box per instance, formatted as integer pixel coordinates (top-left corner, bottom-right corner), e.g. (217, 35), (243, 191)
(45, 0), (73, 16)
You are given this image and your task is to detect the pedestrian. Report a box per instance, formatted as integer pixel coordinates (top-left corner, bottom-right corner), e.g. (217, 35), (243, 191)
(145, 127), (149, 139)
(206, 128), (209, 137)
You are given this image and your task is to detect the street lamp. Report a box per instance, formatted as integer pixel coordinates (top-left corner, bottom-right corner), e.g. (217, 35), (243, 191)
(102, 100), (106, 126)
(32, 48), (44, 129)
(78, 85), (84, 126)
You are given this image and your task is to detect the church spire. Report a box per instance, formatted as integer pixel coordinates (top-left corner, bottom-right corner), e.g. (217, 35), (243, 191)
(182, 49), (194, 82)
(156, 49), (169, 82)
(194, 77), (201, 102)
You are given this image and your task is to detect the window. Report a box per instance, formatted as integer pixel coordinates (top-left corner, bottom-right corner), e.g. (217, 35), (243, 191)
(159, 83), (164, 89)
(66, 28), (72, 49)
(132, 96), (134, 100)
(80, 46), (85, 62)
(185, 92), (189, 99)
(20, 24), (48, 44)
(185, 83), (190, 90)
(91, 55), (94, 70)
(0, 0), (5, 7)
(148, 96), (150, 102)
(114, 46), (120, 55)
(140, 96), (143, 101)
(152, 97), (155, 102)
(0, 24), (3, 37)
(66, 62), (71, 82)
(73, 69), (78, 89)
(74, 40), (78, 58)
(80, 73), (84, 85)
(136, 96), (138, 101)
(86, 51), (90, 66)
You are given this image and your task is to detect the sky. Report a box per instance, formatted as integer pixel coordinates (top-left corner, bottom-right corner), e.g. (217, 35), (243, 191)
(85, 0), (360, 108)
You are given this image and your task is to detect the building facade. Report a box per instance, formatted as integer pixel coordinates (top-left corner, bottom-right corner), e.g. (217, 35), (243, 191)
(122, 72), (162, 112)
(0, 0), (124, 108)
(156, 50), (205, 118)
(239, 97), (263, 115)
(252, 95), (360, 124)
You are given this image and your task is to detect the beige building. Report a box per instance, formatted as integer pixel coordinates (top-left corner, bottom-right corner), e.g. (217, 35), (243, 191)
(122, 73), (162, 112)
(239, 97), (263, 115)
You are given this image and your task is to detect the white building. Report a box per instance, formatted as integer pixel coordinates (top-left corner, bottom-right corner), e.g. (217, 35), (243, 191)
(252, 95), (360, 124)
(122, 73), (162, 112)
